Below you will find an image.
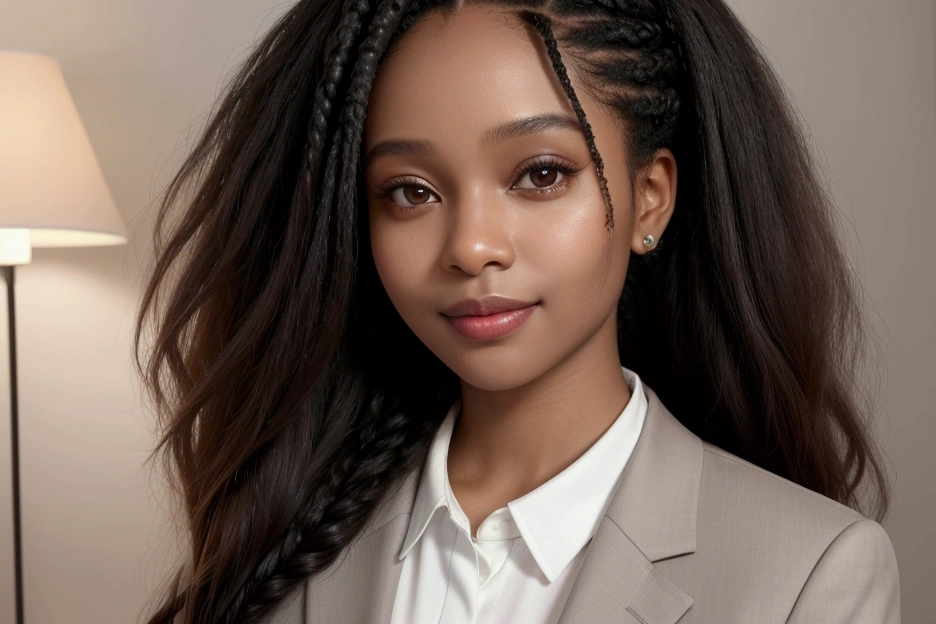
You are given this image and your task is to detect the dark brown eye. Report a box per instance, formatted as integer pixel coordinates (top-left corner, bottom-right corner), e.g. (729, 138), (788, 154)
(529, 167), (558, 188)
(388, 183), (439, 208)
(513, 159), (579, 193)
(402, 185), (431, 204)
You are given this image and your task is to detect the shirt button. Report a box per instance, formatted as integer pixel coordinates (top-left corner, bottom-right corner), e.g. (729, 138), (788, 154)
(492, 523), (499, 531)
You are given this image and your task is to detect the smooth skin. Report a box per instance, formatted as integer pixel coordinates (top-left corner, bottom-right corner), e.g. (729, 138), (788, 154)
(363, 4), (676, 538)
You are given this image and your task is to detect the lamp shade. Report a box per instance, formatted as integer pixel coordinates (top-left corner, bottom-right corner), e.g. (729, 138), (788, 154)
(0, 50), (127, 264)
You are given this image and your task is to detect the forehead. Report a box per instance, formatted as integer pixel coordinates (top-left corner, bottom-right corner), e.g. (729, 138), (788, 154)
(363, 5), (575, 149)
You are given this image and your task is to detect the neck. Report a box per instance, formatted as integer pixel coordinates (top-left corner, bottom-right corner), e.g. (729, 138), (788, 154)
(447, 328), (631, 497)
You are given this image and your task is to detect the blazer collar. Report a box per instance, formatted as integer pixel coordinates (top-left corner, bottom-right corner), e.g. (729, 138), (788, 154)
(603, 382), (701, 561)
(305, 383), (702, 624)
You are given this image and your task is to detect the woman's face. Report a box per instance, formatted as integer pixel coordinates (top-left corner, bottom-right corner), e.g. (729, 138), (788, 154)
(363, 4), (674, 392)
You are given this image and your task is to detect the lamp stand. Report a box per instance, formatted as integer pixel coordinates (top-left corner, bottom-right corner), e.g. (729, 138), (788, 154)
(4, 265), (23, 624)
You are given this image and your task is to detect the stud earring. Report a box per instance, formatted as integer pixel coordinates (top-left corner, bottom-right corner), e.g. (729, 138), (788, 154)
(642, 234), (655, 248)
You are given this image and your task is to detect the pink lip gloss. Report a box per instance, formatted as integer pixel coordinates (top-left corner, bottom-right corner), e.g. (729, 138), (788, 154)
(443, 304), (538, 341)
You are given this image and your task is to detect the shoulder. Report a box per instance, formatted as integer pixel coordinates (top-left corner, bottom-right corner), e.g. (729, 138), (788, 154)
(699, 441), (865, 530)
(683, 442), (900, 622)
(697, 440), (877, 555)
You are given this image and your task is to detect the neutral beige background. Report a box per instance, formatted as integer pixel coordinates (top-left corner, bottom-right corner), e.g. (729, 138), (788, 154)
(0, 0), (933, 622)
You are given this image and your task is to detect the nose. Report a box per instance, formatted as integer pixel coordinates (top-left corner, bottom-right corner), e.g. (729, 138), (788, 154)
(439, 190), (515, 276)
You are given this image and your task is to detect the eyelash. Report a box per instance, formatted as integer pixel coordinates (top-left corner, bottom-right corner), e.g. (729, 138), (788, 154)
(373, 156), (583, 210)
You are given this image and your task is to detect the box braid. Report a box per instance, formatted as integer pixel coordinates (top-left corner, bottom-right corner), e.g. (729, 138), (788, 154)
(520, 9), (617, 231)
(542, 0), (687, 240)
(222, 393), (439, 624)
(305, 0), (373, 179)
(489, 1), (687, 269)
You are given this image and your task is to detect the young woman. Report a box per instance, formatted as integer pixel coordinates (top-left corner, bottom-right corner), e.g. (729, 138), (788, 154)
(135, 0), (900, 622)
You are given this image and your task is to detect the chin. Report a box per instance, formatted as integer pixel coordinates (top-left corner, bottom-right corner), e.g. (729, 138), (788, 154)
(435, 351), (549, 393)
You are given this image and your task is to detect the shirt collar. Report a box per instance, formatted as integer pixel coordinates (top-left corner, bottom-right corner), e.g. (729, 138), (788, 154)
(398, 366), (648, 583)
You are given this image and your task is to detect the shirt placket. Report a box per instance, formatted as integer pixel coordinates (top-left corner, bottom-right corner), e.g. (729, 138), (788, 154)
(475, 527), (518, 621)
(438, 485), (481, 623)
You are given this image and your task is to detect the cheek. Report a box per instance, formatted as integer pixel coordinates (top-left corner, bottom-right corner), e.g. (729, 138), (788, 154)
(370, 228), (404, 300)
(369, 215), (428, 312)
(521, 199), (621, 305)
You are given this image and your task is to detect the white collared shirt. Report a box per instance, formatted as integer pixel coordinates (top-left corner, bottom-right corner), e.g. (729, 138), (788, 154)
(389, 366), (648, 624)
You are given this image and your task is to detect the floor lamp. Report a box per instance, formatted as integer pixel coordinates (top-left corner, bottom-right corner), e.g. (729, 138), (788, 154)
(0, 50), (128, 624)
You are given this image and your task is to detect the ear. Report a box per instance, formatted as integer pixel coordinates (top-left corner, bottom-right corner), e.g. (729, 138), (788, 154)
(630, 147), (676, 255)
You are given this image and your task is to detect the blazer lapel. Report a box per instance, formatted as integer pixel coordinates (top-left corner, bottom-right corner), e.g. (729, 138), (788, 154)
(556, 384), (702, 624)
(304, 463), (421, 624)
(305, 384), (702, 624)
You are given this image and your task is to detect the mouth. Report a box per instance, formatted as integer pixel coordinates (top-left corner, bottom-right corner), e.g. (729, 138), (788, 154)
(440, 296), (540, 341)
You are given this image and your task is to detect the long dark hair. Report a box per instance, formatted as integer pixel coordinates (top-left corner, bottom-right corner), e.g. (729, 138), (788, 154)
(135, 0), (892, 621)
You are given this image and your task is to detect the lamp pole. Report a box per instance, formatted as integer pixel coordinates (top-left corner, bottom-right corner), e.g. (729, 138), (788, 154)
(4, 264), (23, 624)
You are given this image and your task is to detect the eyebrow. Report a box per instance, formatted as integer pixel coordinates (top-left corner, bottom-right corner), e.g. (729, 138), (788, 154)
(362, 113), (582, 168)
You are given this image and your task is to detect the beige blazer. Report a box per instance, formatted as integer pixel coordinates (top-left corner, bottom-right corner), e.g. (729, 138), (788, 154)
(248, 384), (901, 623)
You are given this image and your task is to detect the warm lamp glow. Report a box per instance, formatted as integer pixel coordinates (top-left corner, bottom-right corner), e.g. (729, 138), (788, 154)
(0, 50), (127, 261)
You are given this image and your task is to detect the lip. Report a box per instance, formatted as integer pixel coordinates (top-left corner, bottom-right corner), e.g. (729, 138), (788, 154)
(440, 296), (540, 341)
(440, 296), (539, 317)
